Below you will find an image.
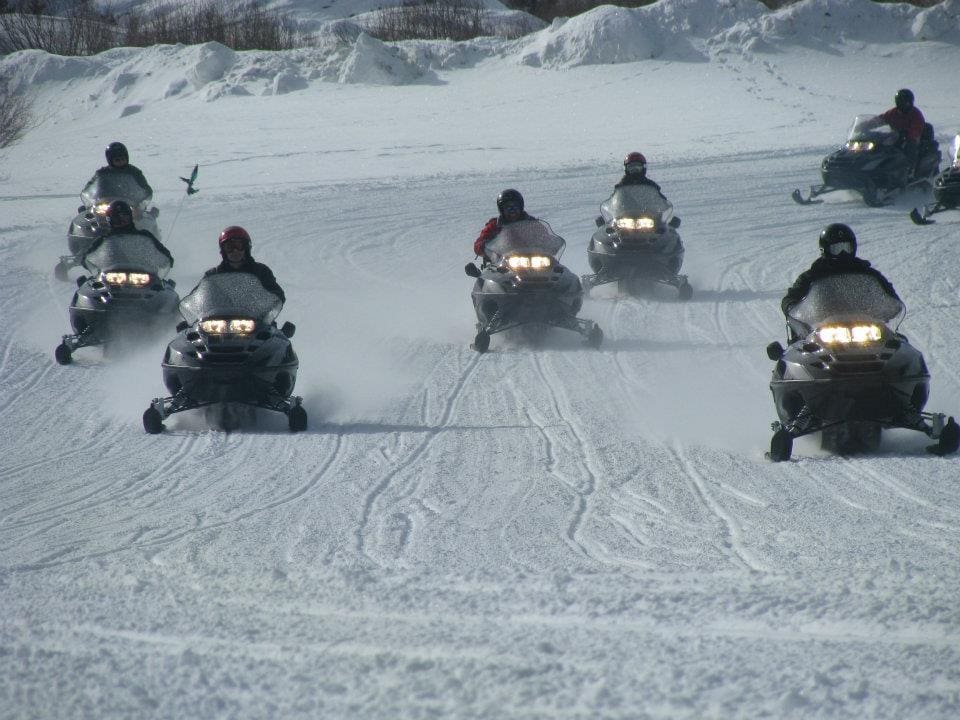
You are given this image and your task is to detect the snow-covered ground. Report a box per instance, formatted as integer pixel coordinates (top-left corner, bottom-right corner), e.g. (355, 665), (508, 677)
(2, 0), (960, 717)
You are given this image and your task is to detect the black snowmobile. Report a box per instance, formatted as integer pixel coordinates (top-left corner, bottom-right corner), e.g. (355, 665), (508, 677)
(465, 218), (602, 352)
(765, 274), (958, 461)
(581, 184), (691, 299)
(56, 173), (160, 281)
(143, 273), (306, 433)
(54, 233), (179, 364)
(792, 115), (941, 207)
(911, 134), (960, 224)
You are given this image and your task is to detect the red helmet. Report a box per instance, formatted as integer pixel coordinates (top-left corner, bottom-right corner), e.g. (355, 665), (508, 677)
(623, 151), (647, 174)
(218, 225), (251, 248)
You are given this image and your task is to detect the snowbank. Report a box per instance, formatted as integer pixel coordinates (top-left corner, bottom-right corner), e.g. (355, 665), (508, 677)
(717, 0), (960, 50)
(3, 0), (959, 108)
(518, 0), (765, 67)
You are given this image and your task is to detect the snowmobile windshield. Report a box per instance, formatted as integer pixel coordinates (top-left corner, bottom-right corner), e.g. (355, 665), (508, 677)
(600, 185), (674, 226)
(787, 274), (905, 329)
(951, 134), (960, 167)
(180, 273), (283, 326)
(80, 172), (150, 209)
(81, 234), (172, 277)
(484, 219), (566, 262)
(847, 115), (896, 145)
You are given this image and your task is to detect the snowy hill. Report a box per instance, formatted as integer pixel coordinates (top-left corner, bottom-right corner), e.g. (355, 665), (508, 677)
(2, 0), (960, 717)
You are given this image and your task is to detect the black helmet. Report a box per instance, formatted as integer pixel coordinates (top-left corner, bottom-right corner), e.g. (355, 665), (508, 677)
(894, 88), (914, 113)
(819, 223), (857, 258)
(105, 141), (128, 166)
(496, 188), (524, 216)
(106, 199), (134, 229)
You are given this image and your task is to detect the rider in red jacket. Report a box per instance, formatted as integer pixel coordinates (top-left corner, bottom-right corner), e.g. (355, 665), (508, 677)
(878, 89), (925, 143)
(473, 189), (533, 262)
(865, 89), (926, 177)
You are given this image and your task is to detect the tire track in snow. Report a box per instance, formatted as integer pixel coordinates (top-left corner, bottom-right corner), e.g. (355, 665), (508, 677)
(528, 353), (606, 563)
(9, 433), (347, 572)
(355, 349), (482, 563)
(669, 442), (768, 574)
(0, 433), (199, 539)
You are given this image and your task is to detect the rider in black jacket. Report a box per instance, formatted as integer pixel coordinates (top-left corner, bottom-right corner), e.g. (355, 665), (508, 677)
(782, 223), (899, 341)
(614, 151), (668, 200)
(81, 200), (173, 266)
(204, 225), (285, 303)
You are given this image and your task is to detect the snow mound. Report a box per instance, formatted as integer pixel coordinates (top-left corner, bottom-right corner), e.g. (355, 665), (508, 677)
(519, 7), (662, 67)
(716, 0), (960, 50)
(517, 0), (764, 68)
(187, 42), (236, 88)
(337, 32), (432, 85)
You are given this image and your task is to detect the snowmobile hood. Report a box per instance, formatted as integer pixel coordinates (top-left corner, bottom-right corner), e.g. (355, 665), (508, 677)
(787, 274), (904, 330)
(600, 185), (674, 226)
(180, 273), (283, 326)
(81, 172), (150, 210)
(82, 234), (172, 277)
(484, 219), (566, 263)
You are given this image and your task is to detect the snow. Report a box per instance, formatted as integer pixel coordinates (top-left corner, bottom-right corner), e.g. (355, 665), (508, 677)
(2, 0), (960, 717)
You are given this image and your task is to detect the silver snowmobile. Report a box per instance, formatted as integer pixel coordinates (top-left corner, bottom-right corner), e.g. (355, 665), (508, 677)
(56, 173), (160, 281)
(911, 134), (960, 224)
(792, 114), (941, 207)
(143, 273), (306, 433)
(581, 184), (690, 299)
(765, 274), (958, 461)
(465, 218), (602, 352)
(54, 233), (179, 364)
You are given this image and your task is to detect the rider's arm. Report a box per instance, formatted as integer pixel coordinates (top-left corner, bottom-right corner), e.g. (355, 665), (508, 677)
(473, 218), (499, 257)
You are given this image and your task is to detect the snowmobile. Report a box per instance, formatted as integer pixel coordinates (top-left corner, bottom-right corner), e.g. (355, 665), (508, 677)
(143, 272), (306, 433)
(792, 115), (941, 207)
(56, 173), (160, 281)
(464, 218), (602, 353)
(54, 233), (179, 364)
(910, 134), (960, 224)
(581, 184), (691, 299)
(765, 274), (958, 461)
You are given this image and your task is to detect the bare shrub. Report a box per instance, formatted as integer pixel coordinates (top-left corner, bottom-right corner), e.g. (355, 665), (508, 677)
(120, 0), (303, 50)
(368, 0), (493, 42)
(0, 0), (304, 54)
(0, 73), (32, 148)
(0, 0), (116, 54)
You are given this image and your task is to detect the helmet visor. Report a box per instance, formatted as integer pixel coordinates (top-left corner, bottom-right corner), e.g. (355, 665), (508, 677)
(500, 201), (522, 217)
(625, 161), (645, 174)
(825, 240), (855, 257)
(221, 239), (247, 253)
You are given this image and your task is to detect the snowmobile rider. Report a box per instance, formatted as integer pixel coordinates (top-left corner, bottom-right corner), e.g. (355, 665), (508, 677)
(473, 189), (535, 265)
(614, 152), (669, 200)
(81, 200), (173, 266)
(862, 89), (926, 177)
(205, 226), (286, 303)
(781, 223), (899, 342)
(86, 141), (154, 202)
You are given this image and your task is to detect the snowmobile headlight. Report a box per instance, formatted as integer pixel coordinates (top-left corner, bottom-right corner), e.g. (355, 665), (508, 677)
(845, 141), (876, 153)
(228, 319), (256, 334)
(200, 318), (256, 335)
(507, 255), (552, 271)
(615, 217), (656, 231)
(817, 324), (883, 345)
(103, 271), (151, 286)
(94, 202), (111, 216)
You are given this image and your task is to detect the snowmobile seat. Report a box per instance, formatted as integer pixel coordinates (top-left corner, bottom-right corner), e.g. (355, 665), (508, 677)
(920, 123), (938, 154)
